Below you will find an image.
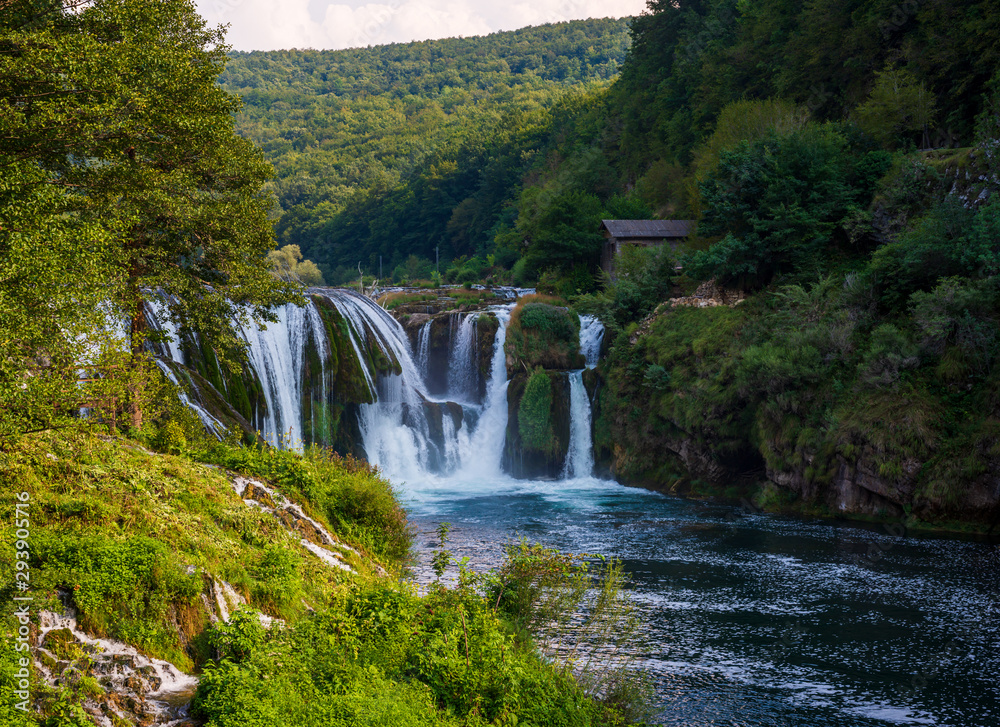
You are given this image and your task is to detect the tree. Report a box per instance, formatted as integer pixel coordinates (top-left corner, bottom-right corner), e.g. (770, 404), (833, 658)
(519, 188), (605, 277)
(688, 125), (890, 287)
(267, 244), (326, 286)
(0, 0), (298, 433)
(854, 67), (936, 148)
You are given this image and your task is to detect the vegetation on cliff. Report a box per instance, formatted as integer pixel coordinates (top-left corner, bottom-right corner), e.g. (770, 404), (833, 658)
(505, 296), (584, 373)
(1, 419), (643, 725)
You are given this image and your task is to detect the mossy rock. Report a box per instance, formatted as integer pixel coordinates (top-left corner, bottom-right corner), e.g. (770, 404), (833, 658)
(503, 369), (571, 479)
(505, 303), (584, 374)
(43, 628), (84, 661)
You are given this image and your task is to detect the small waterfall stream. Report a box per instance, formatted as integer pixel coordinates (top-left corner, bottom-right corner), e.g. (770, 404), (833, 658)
(561, 316), (604, 479)
(562, 370), (594, 479)
(239, 302), (326, 450)
(446, 312), (479, 403)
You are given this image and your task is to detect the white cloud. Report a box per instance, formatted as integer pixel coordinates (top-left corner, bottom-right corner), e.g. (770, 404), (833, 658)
(194, 0), (647, 51)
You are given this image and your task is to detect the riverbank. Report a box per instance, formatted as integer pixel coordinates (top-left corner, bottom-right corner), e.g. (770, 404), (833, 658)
(0, 429), (639, 726)
(589, 289), (1000, 538)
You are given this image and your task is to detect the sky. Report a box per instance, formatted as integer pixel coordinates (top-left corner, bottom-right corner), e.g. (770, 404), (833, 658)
(193, 0), (648, 52)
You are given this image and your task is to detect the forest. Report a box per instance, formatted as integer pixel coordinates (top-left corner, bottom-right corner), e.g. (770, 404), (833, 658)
(218, 18), (633, 284)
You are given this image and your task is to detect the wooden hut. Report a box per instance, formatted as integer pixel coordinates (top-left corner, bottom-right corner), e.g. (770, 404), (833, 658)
(600, 219), (694, 275)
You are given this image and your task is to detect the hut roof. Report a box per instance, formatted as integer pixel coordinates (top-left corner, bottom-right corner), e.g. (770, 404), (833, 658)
(600, 219), (694, 239)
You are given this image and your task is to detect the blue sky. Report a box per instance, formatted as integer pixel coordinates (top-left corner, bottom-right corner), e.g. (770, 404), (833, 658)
(194, 0), (647, 51)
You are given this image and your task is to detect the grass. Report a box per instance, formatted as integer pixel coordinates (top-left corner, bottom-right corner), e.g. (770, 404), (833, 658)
(378, 287), (499, 311)
(0, 426), (645, 726)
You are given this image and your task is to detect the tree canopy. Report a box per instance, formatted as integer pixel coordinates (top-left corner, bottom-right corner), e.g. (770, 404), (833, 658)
(0, 0), (294, 435)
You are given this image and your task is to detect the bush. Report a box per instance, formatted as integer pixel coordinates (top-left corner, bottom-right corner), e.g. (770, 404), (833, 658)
(688, 124), (890, 288)
(505, 298), (583, 370)
(35, 535), (201, 654)
(207, 607), (268, 662)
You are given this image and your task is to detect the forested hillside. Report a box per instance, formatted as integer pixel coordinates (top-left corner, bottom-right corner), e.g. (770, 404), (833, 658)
(573, 0), (1000, 527)
(219, 19), (632, 284)
(222, 0), (1000, 526)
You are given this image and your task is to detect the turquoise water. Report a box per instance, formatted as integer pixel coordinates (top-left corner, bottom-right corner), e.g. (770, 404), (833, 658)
(402, 475), (1000, 727)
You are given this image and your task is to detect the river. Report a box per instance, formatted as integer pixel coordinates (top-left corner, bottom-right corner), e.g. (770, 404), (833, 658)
(401, 473), (1000, 727)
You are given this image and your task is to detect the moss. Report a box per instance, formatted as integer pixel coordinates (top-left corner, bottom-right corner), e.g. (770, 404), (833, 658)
(505, 300), (584, 372)
(0, 430), (400, 672)
(519, 368), (554, 452)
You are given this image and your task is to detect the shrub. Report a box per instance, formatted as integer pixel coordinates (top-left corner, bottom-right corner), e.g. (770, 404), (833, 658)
(207, 607), (269, 662)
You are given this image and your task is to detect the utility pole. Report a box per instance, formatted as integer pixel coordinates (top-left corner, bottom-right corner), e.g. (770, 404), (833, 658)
(436, 246), (439, 276)
(379, 255), (382, 280)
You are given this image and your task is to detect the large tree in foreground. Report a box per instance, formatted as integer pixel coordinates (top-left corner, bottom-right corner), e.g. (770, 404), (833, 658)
(1, 0), (298, 434)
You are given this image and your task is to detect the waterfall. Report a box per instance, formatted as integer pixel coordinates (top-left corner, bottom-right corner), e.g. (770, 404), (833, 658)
(453, 305), (512, 480)
(579, 315), (605, 369)
(319, 291), (513, 483)
(145, 297), (185, 364)
(239, 302), (327, 451)
(317, 291), (436, 478)
(446, 312), (479, 403)
(561, 370), (594, 479)
(153, 359), (225, 438)
(561, 315), (605, 478)
(417, 320), (433, 379)
(152, 285), (607, 485)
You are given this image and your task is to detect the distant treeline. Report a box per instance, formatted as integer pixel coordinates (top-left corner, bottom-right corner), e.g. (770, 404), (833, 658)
(223, 2), (1000, 288)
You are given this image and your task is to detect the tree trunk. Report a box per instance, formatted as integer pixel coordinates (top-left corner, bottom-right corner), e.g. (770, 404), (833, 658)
(128, 293), (148, 429)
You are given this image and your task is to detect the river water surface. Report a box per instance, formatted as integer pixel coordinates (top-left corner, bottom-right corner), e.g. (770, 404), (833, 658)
(400, 474), (1000, 727)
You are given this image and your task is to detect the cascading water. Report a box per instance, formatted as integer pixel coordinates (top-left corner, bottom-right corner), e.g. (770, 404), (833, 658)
(155, 287), (601, 484)
(579, 315), (605, 369)
(315, 291), (437, 478)
(340, 293), (514, 483)
(153, 360), (226, 438)
(561, 370), (594, 479)
(450, 305), (512, 480)
(561, 316), (604, 479)
(145, 297), (186, 365)
(417, 320), (433, 379)
(239, 302), (327, 451)
(446, 313), (479, 403)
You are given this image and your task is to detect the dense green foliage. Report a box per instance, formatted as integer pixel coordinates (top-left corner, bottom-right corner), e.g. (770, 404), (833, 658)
(505, 297), (584, 371)
(217, 19), (632, 284)
(0, 424), (641, 726)
(221, 0), (1000, 296)
(190, 583), (628, 727)
(0, 0), (296, 436)
(518, 369), (554, 452)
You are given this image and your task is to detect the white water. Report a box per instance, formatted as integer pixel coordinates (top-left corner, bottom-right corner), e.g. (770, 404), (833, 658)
(417, 319), (433, 379)
(579, 315), (605, 369)
(146, 297), (186, 365)
(349, 296), (514, 482)
(560, 315), (604, 478)
(156, 288), (607, 490)
(153, 359), (225, 438)
(239, 302), (326, 451)
(447, 312), (479, 403)
(562, 370), (594, 479)
(454, 305), (512, 479)
(37, 609), (198, 726)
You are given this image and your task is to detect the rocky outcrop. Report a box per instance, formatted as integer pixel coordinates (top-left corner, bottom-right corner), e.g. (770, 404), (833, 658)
(505, 302), (584, 374)
(503, 370), (572, 479)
